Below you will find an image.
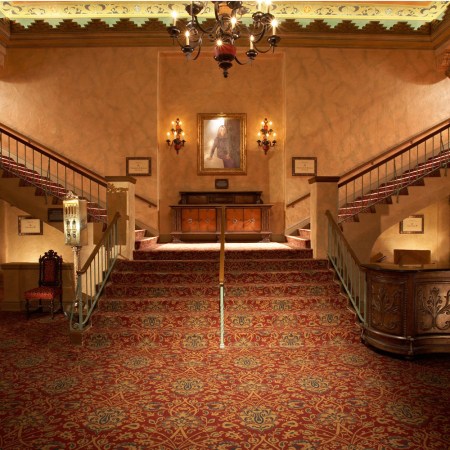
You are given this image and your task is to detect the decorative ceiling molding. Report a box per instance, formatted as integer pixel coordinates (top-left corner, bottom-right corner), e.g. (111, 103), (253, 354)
(0, 1), (448, 50)
(0, 1), (448, 28)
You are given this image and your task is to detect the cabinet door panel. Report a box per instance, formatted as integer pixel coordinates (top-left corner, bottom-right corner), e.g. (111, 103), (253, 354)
(226, 208), (244, 231)
(198, 209), (216, 232)
(243, 208), (261, 231)
(181, 209), (199, 232)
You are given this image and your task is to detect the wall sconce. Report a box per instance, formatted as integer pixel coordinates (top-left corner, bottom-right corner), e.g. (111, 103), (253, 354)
(257, 118), (277, 155)
(166, 118), (186, 154)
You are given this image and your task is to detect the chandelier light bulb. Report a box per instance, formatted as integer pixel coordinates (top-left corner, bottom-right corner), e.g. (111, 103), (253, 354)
(171, 11), (177, 26)
(271, 19), (278, 35)
(217, 39), (223, 46)
(185, 30), (190, 46)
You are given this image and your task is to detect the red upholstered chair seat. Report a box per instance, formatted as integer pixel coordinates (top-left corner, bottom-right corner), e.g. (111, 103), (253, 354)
(25, 286), (61, 300)
(24, 250), (63, 319)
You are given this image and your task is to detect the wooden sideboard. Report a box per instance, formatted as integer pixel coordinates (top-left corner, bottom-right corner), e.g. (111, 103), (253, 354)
(362, 264), (450, 356)
(170, 191), (272, 242)
(179, 191), (263, 204)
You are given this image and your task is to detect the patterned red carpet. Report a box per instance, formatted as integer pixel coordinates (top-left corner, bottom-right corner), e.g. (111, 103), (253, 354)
(1, 244), (450, 449)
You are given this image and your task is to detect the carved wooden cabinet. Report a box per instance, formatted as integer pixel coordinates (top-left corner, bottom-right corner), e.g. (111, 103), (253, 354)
(171, 192), (272, 242)
(363, 266), (450, 356)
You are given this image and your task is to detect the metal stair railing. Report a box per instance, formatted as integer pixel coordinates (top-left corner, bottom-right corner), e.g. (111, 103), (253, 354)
(338, 119), (450, 223)
(326, 210), (367, 324)
(0, 123), (108, 223)
(69, 212), (121, 332)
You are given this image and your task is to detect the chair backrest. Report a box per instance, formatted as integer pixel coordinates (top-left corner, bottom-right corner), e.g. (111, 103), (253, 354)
(39, 250), (63, 287)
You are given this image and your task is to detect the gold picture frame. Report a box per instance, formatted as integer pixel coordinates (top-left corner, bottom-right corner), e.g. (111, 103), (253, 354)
(198, 113), (246, 175)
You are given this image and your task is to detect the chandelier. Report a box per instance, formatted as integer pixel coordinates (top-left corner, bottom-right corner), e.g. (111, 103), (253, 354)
(167, 1), (281, 78)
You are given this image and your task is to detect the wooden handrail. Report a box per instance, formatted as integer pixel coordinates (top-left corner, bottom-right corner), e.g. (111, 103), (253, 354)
(77, 212), (121, 275)
(135, 194), (157, 208)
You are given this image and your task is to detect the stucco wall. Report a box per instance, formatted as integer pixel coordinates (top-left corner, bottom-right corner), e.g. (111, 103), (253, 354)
(0, 45), (448, 257)
(372, 197), (450, 264)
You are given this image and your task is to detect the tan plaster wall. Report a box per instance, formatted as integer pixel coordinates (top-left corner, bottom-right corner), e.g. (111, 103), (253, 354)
(0, 45), (448, 252)
(372, 198), (450, 264)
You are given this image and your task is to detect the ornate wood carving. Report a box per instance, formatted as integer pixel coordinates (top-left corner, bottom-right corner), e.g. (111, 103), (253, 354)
(370, 281), (404, 335)
(364, 268), (450, 356)
(416, 284), (450, 333)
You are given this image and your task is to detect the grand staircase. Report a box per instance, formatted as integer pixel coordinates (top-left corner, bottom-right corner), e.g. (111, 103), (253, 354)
(82, 244), (360, 349)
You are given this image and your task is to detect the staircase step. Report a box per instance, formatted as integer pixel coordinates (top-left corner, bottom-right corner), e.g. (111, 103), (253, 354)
(285, 236), (311, 248)
(135, 236), (158, 251)
(98, 294), (350, 313)
(92, 305), (356, 330)
(114, 258), (329, 272)
(83, 323), (361, 350)
(133, 248), (313, 261)
(104, 280), (342, 299)
(109, 269), (335, 285)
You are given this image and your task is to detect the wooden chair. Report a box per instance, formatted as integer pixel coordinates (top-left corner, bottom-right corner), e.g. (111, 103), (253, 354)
(25, 249), (63, 319)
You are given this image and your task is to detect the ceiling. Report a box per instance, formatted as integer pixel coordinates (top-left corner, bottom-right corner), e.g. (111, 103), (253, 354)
(0, 1), (446, 26)
(0, 1), (449, 53)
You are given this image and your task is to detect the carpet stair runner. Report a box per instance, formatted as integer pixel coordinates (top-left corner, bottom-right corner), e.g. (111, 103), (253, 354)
(338, 149), (450, 223)
(0, 154), (107, 223)
(285, 228), (312, 249)
(134, 229), (158, 250)
(84, 245), (360, 350)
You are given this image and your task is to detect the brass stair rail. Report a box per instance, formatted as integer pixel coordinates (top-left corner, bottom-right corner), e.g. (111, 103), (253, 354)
(219, 206), (225, 349)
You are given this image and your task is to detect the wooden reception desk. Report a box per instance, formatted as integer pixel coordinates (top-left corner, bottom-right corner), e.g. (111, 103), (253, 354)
(362, 264), (450, 356)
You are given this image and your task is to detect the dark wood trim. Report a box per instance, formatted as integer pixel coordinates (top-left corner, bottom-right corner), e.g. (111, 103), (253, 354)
(308, 176), (340, 184)
(105, 176), (137, 184)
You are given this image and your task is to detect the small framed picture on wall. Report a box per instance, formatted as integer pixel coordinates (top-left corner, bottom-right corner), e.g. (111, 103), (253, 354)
(126, 157), (151, 176)
(399, 215), (424, 234)
(292, 157), (317, 176)
(18, 216), (43, 235)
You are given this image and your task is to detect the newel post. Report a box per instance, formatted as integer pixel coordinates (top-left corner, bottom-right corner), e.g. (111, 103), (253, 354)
(105, 176), (136, 260)
(309, 176), (340, 259)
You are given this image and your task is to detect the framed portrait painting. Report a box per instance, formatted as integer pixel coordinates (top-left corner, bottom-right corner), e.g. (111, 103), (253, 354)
(198, 113), (246, 175)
